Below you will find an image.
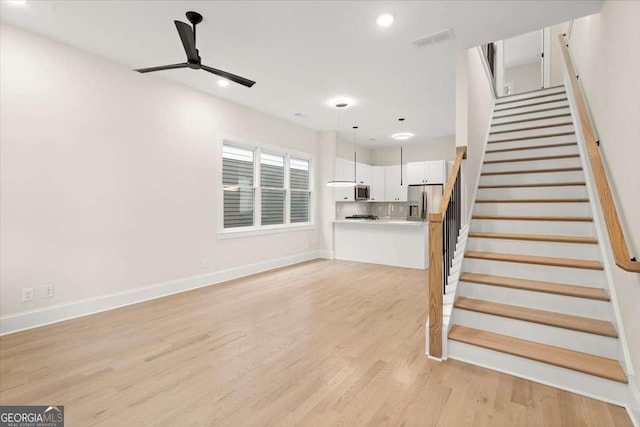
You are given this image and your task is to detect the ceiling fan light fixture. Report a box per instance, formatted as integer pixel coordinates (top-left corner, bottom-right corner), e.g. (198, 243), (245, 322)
(392, 132), (414, 141)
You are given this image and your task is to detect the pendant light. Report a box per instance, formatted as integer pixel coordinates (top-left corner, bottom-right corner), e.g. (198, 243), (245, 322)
(326, 102), (357, 187)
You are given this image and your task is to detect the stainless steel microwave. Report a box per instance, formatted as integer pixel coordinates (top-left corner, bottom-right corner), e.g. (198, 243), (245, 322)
(355, 185), (370, 201)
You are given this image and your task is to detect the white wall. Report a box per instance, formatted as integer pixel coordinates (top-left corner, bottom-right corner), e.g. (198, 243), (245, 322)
(317, 131), (336, 257)
(370, 136), (455, 166)
(569, 1), (640, 391)
(0, 24), (322, 317)
(550, 21), (571, 87)
(504, 62), (541, 94)
(336, 137), (372, 164)
(462, 47), (496, 220)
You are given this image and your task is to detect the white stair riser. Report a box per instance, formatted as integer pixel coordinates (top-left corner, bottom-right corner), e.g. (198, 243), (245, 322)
(470, 219), (595, 237)
(486, 134), (577, 151)
(453, 309), (618, 358)
(494, 93), (568, 110)
(493, 108), (571, 124)
(477, 186), (588, 200)
(494, 100), (569, 117)
(482, 157), (582, 173)
(495, 87), (566, 104)
(488, 125), (575, 142)
(484, 144), (578, 160)
(465, 239), (600, 260)
(447, 341), (627, 405)
(457, 281), (611, 319)
(473, 202), (591, 217)
(479, 170), (585, 186)
(462, 258), (605, 287)
(490, 115), (572, 133)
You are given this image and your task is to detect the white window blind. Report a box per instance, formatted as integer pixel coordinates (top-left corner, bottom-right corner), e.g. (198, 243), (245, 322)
(222, 145), (254, 228)
(290, 158), (310, 223)
(260, 153), (285, 226)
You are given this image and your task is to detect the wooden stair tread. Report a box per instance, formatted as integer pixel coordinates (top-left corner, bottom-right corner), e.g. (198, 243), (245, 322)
(468, 231), (597, 244)
(478, 182), (586, 189)
(454, 297), (617, 338)
(494, 106), (570, 119)
(495, 91), (566, 106)
(459, 272), (609, 301)
(472, 215), (592, 222)
(492, 113), (572, 127)
(484, 154), (579, 164)
(495, 98), (568, 112)
(465, 251), (603, 270)
(475, 198), (588, 203)
(448, 326), (627, 383)
(489, 131), (575, 144)
(481, 167), (581, 176)
(486, 142), (577, 154)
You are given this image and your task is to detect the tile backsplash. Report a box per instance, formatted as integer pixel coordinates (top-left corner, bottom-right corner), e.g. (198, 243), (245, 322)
(336, 202), (408, 219)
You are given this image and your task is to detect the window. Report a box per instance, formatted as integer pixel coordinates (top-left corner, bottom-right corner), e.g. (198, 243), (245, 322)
(219, 140), (313, 236)
(290, 158), (310, 223)
(222, 145), (254, 229)
(260, 153), (285, 226)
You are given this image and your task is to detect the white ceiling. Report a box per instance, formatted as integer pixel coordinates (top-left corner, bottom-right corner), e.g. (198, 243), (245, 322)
(504, 30), (543, 69)
(0, 1), (602, 147)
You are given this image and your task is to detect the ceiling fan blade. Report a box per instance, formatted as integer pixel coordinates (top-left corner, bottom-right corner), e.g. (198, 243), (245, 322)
(201, 65), (256, 88)
(135, 63), (189, 73)
(174, 20), (199, 62)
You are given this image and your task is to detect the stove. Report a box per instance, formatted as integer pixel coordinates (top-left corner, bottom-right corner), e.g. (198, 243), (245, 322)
(345, 215), (379, 220)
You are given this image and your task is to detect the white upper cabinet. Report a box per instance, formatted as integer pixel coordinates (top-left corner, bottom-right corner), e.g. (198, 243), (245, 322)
(384, 165), (407, 202)
(334, 158), (355, 201)
(407, 160), (445, 185)
(370, 166), (385, 201)
(356, 162), (371, 185)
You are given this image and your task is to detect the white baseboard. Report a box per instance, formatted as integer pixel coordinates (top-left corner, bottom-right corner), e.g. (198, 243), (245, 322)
(629, 381), (640, 427)
(318, 250), (335, 259)
(0, 250), (321, 336)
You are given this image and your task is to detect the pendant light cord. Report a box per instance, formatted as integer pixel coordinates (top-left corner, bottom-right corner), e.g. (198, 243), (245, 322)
(399, 118), (405, 186)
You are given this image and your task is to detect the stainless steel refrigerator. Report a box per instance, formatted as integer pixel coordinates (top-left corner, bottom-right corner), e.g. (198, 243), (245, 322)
(406, 184), (444, 221)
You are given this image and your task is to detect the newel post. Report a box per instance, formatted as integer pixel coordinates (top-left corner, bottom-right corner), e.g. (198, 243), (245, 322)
(428, 213), (443, 358)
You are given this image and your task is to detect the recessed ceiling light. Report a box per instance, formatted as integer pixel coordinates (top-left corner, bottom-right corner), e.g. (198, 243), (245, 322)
(392, 132), (414, 141)
(376, 14), (394, 27)
(217, 79), (230, 87)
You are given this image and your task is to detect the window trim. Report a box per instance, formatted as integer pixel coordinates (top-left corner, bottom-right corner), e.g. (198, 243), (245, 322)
(216, 135), (314, 238)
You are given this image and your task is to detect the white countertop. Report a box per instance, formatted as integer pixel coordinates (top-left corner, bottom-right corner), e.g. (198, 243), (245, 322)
(333, 219), (425, 226)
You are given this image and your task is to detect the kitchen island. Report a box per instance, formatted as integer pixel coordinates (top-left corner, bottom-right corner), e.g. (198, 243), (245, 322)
(333, 219), (429, 269)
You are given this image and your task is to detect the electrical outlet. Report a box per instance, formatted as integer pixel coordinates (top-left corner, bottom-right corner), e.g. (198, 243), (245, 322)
(202, 258), (210, 269)
(43, 285), (54, 298)
(22, 288), (35, 302)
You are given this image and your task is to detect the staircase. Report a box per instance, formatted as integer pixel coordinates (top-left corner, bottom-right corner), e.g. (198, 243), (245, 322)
(447, 86), (629, 404)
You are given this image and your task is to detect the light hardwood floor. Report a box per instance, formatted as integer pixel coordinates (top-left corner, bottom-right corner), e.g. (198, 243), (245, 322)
(0, 259), (632, 426)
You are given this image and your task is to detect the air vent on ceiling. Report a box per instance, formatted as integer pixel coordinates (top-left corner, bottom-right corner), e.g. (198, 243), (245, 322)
(412, 28), (455, 48)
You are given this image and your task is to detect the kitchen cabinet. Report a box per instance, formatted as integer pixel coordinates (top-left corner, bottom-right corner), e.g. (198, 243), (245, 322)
(369, 166), (385, 201)
(384, 165), (408, 202)
(356, 162), (371, 185)
(407, 160), (445, 185)
(334, 158), (355, 201)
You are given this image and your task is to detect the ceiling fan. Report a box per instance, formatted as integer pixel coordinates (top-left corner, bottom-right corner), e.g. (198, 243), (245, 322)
(134, 11), (256, 88)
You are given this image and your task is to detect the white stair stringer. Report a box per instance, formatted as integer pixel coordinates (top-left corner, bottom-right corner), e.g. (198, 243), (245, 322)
(446, 85), (632, 407)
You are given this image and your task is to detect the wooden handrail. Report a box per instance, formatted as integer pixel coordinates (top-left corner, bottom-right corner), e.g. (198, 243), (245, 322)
(429, 146), (467, 223)
(559, 35), (640, 273)
(428, 145), (467, 358)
